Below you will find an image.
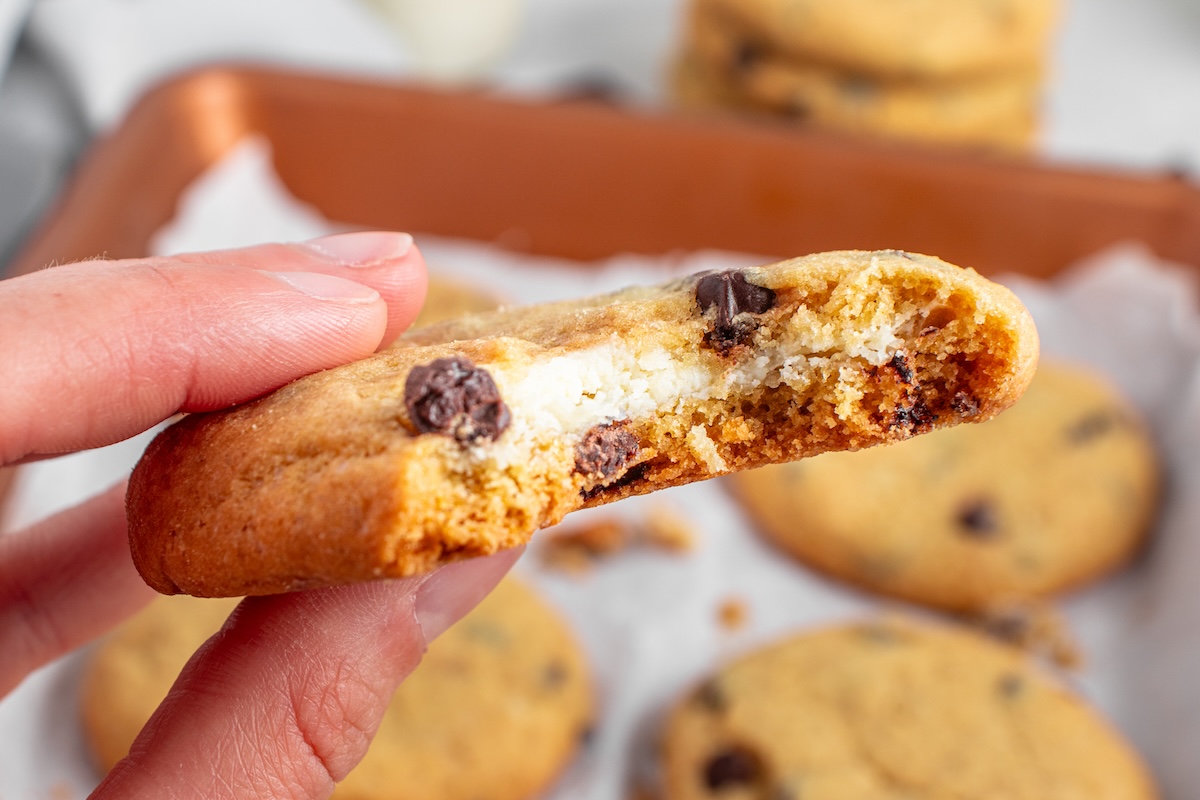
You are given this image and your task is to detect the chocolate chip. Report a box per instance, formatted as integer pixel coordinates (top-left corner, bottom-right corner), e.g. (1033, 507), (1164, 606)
(694, 681), (728, 713)
(957, 500), (999, 539)
(920, 306), (956, 333)
(772, 782), (803, 800)
(889, 352), (914, 385)
(404, 357), (510, 444)
(695, 270), (776, 354)
(734, 41), (762, 72)
(1066, 411), (1118, 444)
(578, 725), (597, 747)
(703, 747), (762, 790)
(859, 623), (900, 645)
(580, 462), (650, 501)
(542, 661), (569, 689)
(892, 399), (936, 432)
(981, 609), (1031, 644)
(575, 420), (640, 481)
(997, 673), (1026, 698)
(840, 75), (877, 101)
(951, 391), (981, 417)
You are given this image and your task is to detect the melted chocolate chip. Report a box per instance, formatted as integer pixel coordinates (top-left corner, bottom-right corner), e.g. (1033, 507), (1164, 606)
(892, 399), (936, 432)
(889, 352), (914, 385)
(859, 624), (900, 645)
(981, 610), (1031, 644)
(997, 673), (1026, 699)
(703, 747), (762, 790)
(1066, 411), (1118, 444)
(695, 270), (776, 354)
(734, 41), (762, 72)
(772, 782), (803, 800)
(694, 681), (728, 713)
(840, 75), (877, 101)
(575, 420), (640, 480)
(580, 462), (650, 501)
(951, 391), (981, 417)
(404, 357), (511, 444)
(957, 500), (999, 539)
(542, 661), (569, 689)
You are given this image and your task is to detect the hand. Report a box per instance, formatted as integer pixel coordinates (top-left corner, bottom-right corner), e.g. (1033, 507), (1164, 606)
(0, 232), (520, 798)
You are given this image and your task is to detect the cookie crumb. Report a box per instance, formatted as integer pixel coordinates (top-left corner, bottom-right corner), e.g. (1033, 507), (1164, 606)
(642, 504), (697, 552)
(539, 518), (631, 572)
(973, 601), (1084, 670)
(717, 597), (750, 631)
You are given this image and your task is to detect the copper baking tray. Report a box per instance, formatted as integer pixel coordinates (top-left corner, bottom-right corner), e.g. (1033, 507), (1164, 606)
(5, 65), (1200, 510)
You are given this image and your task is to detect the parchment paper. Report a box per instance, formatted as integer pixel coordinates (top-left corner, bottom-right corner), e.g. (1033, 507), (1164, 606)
(4, 137), (1200, 799)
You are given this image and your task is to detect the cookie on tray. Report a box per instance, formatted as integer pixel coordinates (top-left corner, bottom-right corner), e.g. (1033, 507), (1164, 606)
(696, 0), (1060, 80)
(81, 578), (592, 800)
(684, 7), (1039, 150)
(127, 250), (1038, 597)
(661, 619), (1157, 799)
(729, 363), (1159, 612)
(411, 274), (503, 330)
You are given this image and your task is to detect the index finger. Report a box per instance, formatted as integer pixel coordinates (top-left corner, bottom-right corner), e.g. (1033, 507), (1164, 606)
(0, 233), (426, 464)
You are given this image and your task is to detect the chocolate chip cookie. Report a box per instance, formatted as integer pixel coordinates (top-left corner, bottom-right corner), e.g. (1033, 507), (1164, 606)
(682, 6), (1040, 150)
(81, 579), (593, 800)
(411, 275), (502, 330)
(697, 0), (1061, 80)
(730, 363), (1159, 612)
(662, 619), (1157, 799)
(127, 250), (1038, 597)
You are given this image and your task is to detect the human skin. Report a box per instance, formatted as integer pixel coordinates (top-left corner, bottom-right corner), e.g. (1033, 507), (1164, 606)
(0, 231), (519, 799)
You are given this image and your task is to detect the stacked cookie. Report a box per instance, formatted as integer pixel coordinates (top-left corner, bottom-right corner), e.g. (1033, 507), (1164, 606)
(674, 0), (1061, 151)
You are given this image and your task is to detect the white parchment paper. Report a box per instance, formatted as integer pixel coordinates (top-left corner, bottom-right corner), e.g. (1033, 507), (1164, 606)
(4, 137), (1200, 799)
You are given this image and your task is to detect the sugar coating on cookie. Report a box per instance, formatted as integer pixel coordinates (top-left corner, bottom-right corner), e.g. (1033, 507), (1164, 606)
(127, 250), (1038, 597)
(661, 620), (1157, 799)
(730, 363), (1159, 612)
(81, 579), (592, 800)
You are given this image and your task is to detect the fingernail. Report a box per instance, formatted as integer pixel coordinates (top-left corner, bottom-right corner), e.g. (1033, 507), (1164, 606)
(413, 548), (522, 644)
(264, 270), (381, 303)
(303, 232), (414, 267)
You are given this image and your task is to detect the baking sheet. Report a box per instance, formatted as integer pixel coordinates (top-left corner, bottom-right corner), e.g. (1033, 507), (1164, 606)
(4, 137), (1200, 799)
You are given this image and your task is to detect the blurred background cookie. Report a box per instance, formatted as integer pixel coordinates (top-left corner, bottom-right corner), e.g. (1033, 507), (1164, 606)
(674, 0), (1060, 150)
(693, 0), (1060, 79)
(81, 579), (593, 800)
(411, 273), (503, 330)
(661, 619), (1156, 799)
(729, 363), (1160, 612)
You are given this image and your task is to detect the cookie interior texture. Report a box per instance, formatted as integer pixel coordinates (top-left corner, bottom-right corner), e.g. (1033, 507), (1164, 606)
(81, 579), (592, 800)
(127, 250), (1038, 596)
(662, 619), (1157, 800)
(730, 363), (1160, 612)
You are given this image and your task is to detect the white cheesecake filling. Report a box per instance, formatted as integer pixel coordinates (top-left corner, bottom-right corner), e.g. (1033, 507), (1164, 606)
(474, 296), (917, 470)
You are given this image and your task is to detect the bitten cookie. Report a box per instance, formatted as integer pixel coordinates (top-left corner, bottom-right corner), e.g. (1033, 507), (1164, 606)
(730, 363), (1159, 612)
(81, 579), (593, 800)
(662, 619), (1157, 799)
(128, 250), (1038, 597)
(697, 0), (1060, 80)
